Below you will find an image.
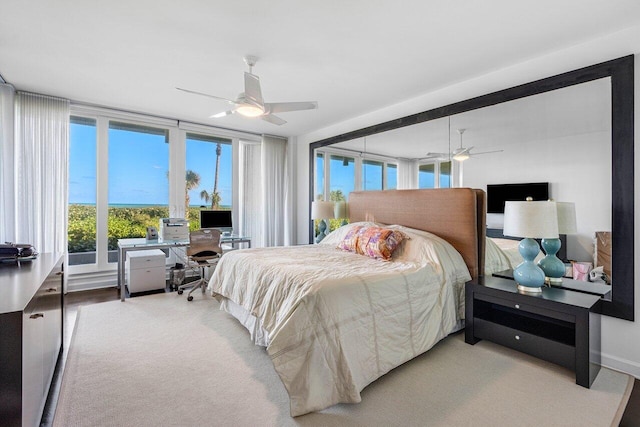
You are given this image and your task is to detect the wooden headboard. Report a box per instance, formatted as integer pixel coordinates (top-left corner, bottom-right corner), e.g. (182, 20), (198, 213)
(348, 188), (486, 279)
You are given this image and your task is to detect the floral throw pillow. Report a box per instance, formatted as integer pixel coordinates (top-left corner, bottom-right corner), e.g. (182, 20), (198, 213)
(356, 226), (407, 260)
(337, 225), (366, 253)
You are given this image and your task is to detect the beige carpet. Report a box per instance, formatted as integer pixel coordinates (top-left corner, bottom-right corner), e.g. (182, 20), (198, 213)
(54, 292), (633, 427)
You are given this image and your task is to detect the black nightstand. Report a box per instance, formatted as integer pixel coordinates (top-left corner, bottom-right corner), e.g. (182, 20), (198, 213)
(465, 276), (602, 388)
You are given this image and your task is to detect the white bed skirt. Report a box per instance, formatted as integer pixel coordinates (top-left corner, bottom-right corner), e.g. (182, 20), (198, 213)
(220, 298), (270, 347)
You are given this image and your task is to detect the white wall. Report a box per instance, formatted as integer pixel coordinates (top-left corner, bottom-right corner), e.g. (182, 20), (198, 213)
(292, 24), (640, 378)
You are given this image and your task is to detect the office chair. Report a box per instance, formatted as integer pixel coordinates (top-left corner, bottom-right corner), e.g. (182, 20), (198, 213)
(177, 228), (222, 301)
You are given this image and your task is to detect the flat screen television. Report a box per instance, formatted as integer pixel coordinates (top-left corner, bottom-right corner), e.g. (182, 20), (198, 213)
(199, 210), (233, 232)
(487, 182), (549, 213)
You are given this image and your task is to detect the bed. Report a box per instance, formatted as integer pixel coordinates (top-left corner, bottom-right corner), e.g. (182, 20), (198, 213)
(208, 188), (486, 416)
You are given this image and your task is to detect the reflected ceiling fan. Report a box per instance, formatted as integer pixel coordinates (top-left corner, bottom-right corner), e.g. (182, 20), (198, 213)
(423, 129), (503, 162)
(176, 56), (318, 126)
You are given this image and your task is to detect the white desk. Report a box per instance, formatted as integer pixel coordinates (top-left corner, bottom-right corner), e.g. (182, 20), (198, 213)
(117, 235), (251, 301)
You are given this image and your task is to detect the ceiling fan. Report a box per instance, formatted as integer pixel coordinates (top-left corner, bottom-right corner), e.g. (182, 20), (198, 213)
(423, 129), (503, 162)
(176, 56), (318, 126)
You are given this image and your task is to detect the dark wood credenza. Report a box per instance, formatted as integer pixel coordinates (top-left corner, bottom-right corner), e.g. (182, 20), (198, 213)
(0, 253), (64, 427)
(465, 276), (602, 388)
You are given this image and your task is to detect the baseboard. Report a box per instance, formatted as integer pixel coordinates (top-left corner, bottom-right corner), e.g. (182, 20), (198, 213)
(601, 352), (640, 379)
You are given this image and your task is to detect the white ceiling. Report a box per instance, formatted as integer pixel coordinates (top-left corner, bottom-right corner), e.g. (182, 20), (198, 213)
(1, 0), (638, 137)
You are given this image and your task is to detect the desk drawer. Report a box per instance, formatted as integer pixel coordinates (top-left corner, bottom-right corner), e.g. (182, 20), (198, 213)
(127, 267), (165, 293)
(126, 249), (166, 269)
(474, 318), (575, 370)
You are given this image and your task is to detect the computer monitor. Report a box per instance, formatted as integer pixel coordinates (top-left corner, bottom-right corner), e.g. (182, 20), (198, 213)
(199, 210), (233, 233)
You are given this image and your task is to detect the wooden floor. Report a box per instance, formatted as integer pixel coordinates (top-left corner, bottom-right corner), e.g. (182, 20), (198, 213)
(42, 287), (640, 426)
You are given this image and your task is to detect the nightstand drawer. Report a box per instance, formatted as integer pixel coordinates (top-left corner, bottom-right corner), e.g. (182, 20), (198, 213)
(474, 318), (575, 370)
(475, 292), (575, 323)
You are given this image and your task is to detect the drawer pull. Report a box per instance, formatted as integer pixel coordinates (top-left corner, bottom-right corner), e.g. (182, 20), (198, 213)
(56, 271), (63, 276)
(515, 335), (520, 340)
(30, 313), (44, 319)
(46, 287), (57, 292)
(515, 304), (520, 309)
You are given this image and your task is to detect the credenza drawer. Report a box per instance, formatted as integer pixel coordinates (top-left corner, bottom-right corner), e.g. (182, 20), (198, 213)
(474, 318), (575, 370)
(475, 292), (575, 323)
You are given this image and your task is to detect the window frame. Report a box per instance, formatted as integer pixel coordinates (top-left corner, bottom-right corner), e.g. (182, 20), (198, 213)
(67, 105), (257, 279)
(314, 146), (398, 202)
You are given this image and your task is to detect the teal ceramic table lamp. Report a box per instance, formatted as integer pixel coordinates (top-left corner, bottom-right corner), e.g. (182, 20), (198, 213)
(311, 201), (335, 243)
(538, 202), (577, 285)
(503, 199), (559, 293)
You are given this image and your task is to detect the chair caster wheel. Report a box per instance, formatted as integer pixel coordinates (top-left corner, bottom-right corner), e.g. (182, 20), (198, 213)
(187, 296), (193, 301)
(178, 290), (183, 295)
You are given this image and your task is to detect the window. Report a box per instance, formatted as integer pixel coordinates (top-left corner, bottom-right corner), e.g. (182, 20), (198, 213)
(315, 152), (325, 201)
(419, 163), (435, 188)
(329, 154), (354, 203)
(106, 122), (170, 261)
(362, 159), (383, 191)
(419, 161), (450, 189)
(387, 164), (397, 190)
(440, 161), (451, 188)
(68, 117), (97, 266)
(185, 133), (233, 229)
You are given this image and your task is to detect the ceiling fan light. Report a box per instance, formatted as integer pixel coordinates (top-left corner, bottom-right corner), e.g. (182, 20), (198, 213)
(453, 152), (470, 161)
(236, 104), (264, 117)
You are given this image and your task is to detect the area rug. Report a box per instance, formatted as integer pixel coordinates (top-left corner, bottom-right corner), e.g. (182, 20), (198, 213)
(54, 292), (633, 426)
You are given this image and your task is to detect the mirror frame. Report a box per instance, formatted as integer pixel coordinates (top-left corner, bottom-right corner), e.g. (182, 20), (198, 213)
(309, 55), (634, 321)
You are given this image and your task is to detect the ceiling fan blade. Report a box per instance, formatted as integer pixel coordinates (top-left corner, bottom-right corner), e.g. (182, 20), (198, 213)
(453, 146), (473, 155)
(210, 110), (235, 119)
(261, 114), (287, 126)
(471, 149), (504, 156)
(176, 87), (236, 104)
(421, 152), (449, 160)
(244, 72), (264, 107)
(266, 101), (318, 114)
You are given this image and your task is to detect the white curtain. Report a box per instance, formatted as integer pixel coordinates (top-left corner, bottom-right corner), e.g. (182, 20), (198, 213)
(237, 135), (290, 248)
(0, 83), (16, 243)
(13, 92), (69, 253)
(238, 140), (263, 247)
(397, 159), (418, 189)
(261, 135), (288, 247)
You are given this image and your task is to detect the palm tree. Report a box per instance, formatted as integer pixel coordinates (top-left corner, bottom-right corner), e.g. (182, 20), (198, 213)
(200, 143), (223, 209)
(184, 170), (201, 218)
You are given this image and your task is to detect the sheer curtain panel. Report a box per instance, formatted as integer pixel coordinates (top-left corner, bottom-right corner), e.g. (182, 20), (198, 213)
(397, 159), (418, 189)
(238, 141), (263, 247)
(261, 135), (289, 247)
(0, 83), (15, 242)
(14, 92), (70, 253)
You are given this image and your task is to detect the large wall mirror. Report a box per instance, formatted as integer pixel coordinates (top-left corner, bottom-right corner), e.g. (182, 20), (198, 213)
(309, 55), (634, 321)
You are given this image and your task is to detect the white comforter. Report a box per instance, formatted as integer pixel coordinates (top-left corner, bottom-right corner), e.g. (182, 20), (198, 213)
(208, 223), (471, 416)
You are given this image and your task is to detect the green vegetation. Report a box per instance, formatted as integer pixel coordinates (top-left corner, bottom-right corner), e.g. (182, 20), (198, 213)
(67, 205), (215, 252)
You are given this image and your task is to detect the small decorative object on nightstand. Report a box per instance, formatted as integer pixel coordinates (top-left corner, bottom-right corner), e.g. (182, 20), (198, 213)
(311, 200), (335, 243)
(503, 198), (558, 293)
(538, 201), (577, 285)
(334, 201), (348, 226)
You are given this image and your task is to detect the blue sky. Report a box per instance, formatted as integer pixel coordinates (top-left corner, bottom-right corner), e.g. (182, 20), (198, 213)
(69, 122), (232, 206)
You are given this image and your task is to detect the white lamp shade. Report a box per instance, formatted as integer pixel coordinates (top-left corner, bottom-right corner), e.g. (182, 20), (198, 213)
(311, 201), (335, 220)
(503, 200), (559, 239)
(334, 201), (347, 219)
(556, 202), (577, 234)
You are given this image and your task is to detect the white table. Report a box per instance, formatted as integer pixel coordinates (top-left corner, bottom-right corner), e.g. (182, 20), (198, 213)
(117, 235), (251, 301)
